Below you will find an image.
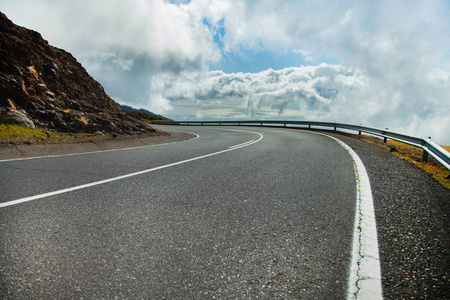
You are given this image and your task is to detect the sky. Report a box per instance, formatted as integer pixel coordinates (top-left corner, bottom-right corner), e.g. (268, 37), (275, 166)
(1, 0), (450, 144)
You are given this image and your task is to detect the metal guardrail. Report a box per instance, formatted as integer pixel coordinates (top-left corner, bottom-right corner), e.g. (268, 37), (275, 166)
(151, 120), (450, 170)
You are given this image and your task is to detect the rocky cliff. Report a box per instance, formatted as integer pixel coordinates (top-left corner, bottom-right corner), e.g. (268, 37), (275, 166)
(0, 12), (153, 135)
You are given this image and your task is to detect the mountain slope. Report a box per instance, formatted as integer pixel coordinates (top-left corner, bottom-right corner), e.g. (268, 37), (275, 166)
(0, 12), (154, 135)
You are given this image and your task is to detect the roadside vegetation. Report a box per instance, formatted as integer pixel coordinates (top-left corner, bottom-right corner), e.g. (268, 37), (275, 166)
(0, 123), (110, 144)
(0, 121), (169, 146)
(117, 103), (171, 124)
(387, 140), (450, 189)
(131, 110), (167, 124)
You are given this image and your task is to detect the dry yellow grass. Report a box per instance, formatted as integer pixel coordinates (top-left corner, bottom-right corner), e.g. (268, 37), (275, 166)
(0, 123), (168, 146)
(387, 140), (450, 189)
(0, 124), (118, 145)
(0, 124), (75, 144)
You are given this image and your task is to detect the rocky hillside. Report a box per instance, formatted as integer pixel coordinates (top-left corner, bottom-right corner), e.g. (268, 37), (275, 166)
(0, 12), (154, 135)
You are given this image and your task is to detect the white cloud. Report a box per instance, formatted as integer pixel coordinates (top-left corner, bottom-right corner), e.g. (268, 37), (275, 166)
(162, 62), (450, 144)
(341, 10), (352, 26)
(146, 94), (173, 114)
(6, 0), (220, 69)
(161, 64), (359, 117)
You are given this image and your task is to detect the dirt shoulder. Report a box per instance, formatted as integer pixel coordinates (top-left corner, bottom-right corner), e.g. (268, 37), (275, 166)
(0, 131), (195, 160)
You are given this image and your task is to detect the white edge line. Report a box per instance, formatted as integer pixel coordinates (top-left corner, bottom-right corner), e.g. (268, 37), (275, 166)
(0, 132), (200, 163)
(306, 131), (383, 300)
(0, 130), (263, 208)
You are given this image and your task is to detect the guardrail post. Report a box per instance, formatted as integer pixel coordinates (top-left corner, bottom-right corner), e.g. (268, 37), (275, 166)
(284, 122), (286, 127)
(422, 150), (429, 163)
(358, 131), (361, 136)
(261, 122), (263, 127)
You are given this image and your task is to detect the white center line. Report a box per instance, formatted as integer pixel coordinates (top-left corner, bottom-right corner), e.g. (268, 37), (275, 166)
(229, 140), (255, 149)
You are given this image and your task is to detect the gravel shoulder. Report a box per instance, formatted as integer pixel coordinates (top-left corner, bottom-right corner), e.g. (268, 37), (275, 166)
(0, 132), (195, 160)
(327, 131), (449, 299)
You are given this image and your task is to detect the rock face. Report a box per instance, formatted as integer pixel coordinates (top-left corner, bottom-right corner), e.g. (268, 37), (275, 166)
(0, 12), (152, 134)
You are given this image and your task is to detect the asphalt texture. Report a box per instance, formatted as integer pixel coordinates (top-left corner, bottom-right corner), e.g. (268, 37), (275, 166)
(0, 132), (194, 160)
(0, 125), (448, 299)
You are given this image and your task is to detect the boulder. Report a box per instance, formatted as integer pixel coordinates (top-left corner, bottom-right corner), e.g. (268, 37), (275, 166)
(0, 107), (35, 128)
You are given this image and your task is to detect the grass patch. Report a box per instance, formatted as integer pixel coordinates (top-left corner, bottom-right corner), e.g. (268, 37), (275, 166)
(0, 124), (114, 145)
(0, 124), (76, 144)
(387, 140), (450, 189)
(106, 97), (116, 108)
(0, 123), (168, 146)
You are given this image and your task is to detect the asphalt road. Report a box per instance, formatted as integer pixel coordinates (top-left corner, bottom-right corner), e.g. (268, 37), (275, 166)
(0, 126), (447, 298)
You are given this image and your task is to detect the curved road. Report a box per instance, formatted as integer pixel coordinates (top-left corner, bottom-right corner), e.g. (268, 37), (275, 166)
(0, 126), (398, 298)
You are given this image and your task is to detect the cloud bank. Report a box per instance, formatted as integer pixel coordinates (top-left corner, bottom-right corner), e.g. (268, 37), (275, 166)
(1, 0), (449, 143)
(159, 64), (450, 145)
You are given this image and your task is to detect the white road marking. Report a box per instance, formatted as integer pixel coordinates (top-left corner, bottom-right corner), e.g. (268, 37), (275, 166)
(0, 130), (263, 209)
(229, 140), (255, 149)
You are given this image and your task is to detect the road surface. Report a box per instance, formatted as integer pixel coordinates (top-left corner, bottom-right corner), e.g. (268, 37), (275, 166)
(1, 125), (445, 298)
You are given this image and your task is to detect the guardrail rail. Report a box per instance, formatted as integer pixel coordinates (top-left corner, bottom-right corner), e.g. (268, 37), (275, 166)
(151, 120), (450, 170)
